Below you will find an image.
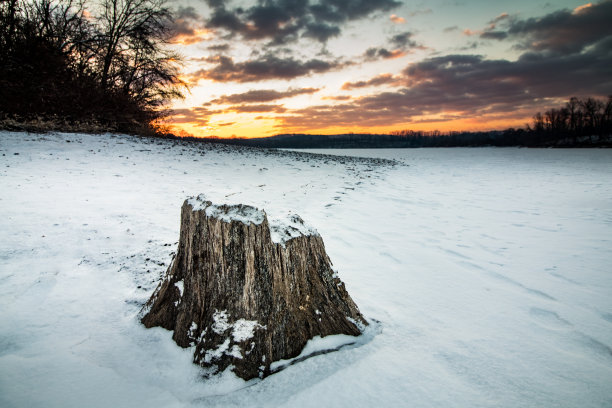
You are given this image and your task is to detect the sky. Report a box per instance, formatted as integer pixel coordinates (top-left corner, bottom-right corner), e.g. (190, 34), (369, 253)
(165, 0), (612, 138)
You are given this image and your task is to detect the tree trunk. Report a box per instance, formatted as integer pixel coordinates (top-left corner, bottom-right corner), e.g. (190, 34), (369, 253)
(141, 196), (367, 380)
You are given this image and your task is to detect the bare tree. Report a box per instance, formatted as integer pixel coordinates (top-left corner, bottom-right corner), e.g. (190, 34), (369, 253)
(604, 96), (612, 140)
(565, 97), (581, 135)
(98, 0), (183, 104)
(533, 112), (545, 133)
(0, 0), (20, 51)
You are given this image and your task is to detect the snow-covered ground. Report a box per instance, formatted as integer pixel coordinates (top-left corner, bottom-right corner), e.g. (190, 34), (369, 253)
(1, 131), (611, 408)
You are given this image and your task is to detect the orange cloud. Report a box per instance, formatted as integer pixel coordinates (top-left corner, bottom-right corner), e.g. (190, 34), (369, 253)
(323, 95), (353, 101)
(573, 3), (593, 14)
(170, 29), (211, 45)
(463, 28), (482, 36)
(390, 14), (406, 24)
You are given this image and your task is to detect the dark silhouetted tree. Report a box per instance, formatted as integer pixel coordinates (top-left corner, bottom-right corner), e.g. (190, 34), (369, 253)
(0, 0), (185, 134)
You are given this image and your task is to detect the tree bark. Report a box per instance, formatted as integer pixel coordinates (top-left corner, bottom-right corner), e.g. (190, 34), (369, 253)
(141, 196), (367, 380)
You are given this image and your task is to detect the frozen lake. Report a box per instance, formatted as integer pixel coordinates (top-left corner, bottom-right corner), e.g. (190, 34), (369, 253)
(1, 132), (611, 407)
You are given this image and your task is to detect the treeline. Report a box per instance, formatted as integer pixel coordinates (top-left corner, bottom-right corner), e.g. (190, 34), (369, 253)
(392, 96), (612, 147)
(199, 131), (532, 149)
(202, 96), (612, 149)
(530, 96), (612, 142)
(0, 0), (184, 134)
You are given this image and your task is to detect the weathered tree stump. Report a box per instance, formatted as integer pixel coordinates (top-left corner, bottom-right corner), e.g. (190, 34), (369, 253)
(140, 195), (367, 380)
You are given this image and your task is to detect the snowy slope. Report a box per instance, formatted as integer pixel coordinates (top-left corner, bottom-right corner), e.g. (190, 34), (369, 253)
(1, 131), (611, 407)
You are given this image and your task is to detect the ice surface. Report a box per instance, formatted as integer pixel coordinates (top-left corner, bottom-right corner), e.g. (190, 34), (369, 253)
(1, 131), (612, 408)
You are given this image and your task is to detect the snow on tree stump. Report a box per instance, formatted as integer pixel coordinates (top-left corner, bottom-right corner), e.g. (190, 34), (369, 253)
(140, 195), (367, 380)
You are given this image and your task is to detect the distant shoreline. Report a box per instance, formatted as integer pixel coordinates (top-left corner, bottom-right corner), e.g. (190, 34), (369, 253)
(2, 122), (610, 148)
(182, 132), (612, 149)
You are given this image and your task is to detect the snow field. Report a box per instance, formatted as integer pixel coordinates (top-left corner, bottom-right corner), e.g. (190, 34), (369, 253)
(1, 132), (611, 407)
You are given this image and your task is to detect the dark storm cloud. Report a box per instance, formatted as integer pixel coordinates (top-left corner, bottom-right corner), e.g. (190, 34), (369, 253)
(211, 88), (320, 104)
(480, 0), (612, 54)
(279, 44), (612, 129)
(187, 54), (346, 83)
(203, 0), (401, 44)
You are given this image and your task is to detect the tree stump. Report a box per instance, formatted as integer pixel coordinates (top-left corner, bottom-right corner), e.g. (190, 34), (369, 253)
(140, 195), (367, 380)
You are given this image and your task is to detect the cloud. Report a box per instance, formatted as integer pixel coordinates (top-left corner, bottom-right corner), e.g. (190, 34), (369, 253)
(573, 3), (594, 14)
(341, 73), (400, 90)
(310, 0), (401, 21)
(480, 0), (612, 54)
(463, 13), (508, 40)
(364, 47), (406, 60)
(408, 8), (433, 17)
(211, 88), (320, 104)
(390, 14), (405, 24)
(488, 12), (509, 25)
(480, 31), (508, 40)
(302, 22), (342, 42)
(323, 95), (353, 100)
(227, 104), (288, 113)
(207, 43), (231, 52)
(363, 31), (423, 61)
(390, 32), (418, 48)
(203, 0), (401, 45)
(278, 43), (612, 130)
(187, 55), (347, 83)
(168, 6), (210, 45)
(206, 8), (245, 34)
(176, 6), (199, 20)
(170, 107), (222, 126)
(463, 28), (481, 36)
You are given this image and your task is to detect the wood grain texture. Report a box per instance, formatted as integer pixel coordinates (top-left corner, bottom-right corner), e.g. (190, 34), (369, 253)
(141, 198), (367, 380)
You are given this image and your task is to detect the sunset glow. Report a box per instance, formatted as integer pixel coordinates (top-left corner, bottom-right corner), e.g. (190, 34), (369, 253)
(165, 0), (612, 138)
